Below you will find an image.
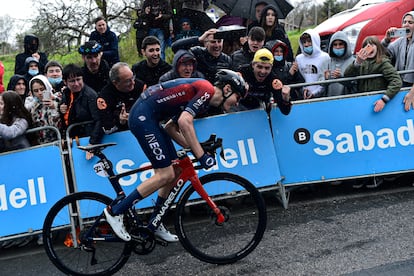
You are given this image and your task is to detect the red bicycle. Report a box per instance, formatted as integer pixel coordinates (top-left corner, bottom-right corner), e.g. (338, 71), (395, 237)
(42, 134), (267, 275)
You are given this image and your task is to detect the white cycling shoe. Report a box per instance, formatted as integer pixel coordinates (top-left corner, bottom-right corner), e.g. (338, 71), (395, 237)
(104, 208), (131, 241)
(154, 223), (179, 242)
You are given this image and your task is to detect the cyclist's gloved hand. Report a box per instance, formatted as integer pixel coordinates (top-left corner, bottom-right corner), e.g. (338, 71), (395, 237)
(199, 153), (216, 169)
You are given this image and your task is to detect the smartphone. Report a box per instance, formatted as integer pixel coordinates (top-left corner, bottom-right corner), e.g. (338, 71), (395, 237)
(389, 28), (409, 38)
(43, 90), (51, 100)
(364, 44), (374, 54)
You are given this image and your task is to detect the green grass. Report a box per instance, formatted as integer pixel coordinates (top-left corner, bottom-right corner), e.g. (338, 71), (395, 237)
(1, 29), (300, 90)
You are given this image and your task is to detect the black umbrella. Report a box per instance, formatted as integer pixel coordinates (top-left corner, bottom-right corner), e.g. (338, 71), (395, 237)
(212, 0), (294, 20)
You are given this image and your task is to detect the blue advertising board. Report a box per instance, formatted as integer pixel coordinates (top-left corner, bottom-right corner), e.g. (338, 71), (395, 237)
(270, 91), (414, 185)
(0, 145), (67, 236)
(71, 109), (281, 208)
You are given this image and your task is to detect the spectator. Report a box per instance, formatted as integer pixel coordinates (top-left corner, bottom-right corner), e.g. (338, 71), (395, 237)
(171, 28), (232, 84)
(259, 4), (294, 62)
(26, 75), (61, 144)
(7, 75), (28, 101)
(0, 91), (34, 153)
(238, 48), (292, 114)
(174, 0), (215, 35)
(44, 60), (65, 97)
(133, 8), (150, 54)
(0, 61), (4, 93)
(132, 36), (172, 87)
(23, 57), (41, 83)
(231, 26), (265, 72)
(296, 29), (330, 99)
(78, 41), (111, 94)
(247, 1), (268, 32)
(174, 17), (201, 41)
(382, 11), (414, 111)
(265, 39), (305, 101)
(159, 49), (204, 82)
(141, 0), (173, 61)
(324, 31), (356, 96)
(59, 64), (103, 158)
(14, 34), (48, 75)
(97, 62), (145, 134)
(89, 16), (120, 68)
(344, 36), (402, 112)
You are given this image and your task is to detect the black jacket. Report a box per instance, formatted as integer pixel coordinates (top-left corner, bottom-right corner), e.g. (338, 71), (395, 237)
(239, 64), (291, 115)
(171, 36), (232, 83)
(61, 84), (103, 144)
(81, 60), (111, 94)
(132, 59), (172, 87)
(97, 79), (144, 133)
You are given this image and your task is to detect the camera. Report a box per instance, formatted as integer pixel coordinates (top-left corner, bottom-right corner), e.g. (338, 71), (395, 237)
(43, 90), (51, 100)
(389, 28), (409, 38)
(213, 25), (247, 41)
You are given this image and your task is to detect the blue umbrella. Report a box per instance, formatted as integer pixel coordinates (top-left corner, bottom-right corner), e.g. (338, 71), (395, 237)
(211, 0), (294, 20)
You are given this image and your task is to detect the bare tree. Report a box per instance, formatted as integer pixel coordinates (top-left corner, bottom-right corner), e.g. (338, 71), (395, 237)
(24, 0), (138, 55)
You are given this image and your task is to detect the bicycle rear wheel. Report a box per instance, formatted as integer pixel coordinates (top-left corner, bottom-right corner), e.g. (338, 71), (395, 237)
(175, 172), (267, 264)
(42, 192), (132, 276)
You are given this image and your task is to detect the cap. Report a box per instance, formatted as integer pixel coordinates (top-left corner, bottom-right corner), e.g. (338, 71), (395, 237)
(252, 48), (274, 65)
(25, 56), (39, 65)
(78, 40), (103, 55)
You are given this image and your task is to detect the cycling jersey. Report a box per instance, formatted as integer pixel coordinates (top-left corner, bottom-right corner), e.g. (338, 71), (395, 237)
(128, 78), (215, 168)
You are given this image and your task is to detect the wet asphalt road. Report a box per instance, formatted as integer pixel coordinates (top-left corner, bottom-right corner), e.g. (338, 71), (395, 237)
(2, 175), (414, 275)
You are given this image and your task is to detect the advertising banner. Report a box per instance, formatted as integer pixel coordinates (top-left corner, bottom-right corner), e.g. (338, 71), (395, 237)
(71, 109), (281, 208)
(270, 91), (414, 185)
(0, 145), (67, 237)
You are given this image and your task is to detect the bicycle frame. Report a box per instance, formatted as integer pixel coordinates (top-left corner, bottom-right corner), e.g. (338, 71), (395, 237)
(73, 146), (225, 246)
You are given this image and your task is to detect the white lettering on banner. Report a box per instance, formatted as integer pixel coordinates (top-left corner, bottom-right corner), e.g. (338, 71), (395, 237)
(0, 177), (47, 211)
(313, 119), (414, 156)
(113, 138), (259, 185)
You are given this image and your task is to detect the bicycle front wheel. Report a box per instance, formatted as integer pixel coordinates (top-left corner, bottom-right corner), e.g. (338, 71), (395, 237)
(175, 172), (267, 264)
(42, 192), (132, 276)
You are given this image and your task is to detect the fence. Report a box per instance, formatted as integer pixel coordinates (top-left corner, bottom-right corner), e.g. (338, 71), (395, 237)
(1, 74), (414, 240)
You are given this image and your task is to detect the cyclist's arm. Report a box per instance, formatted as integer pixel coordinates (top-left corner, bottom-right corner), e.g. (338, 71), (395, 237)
(177, 111), (204, 159)
(164, 119), (188, 148)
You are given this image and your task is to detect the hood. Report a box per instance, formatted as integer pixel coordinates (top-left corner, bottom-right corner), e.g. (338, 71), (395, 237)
(172, 49), (197, 72)
(299, 29), (322, 57)
(259, 5), (281, 27)
(265, 39), (289, 58)
(403, 11), (414, 24)
(7, 74), (26, 91)
(23, 34), (39, 54)
(29, 75), (53, 95)
(327, 31), (352, 59)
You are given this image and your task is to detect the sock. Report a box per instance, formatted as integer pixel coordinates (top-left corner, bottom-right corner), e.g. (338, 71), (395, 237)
(148, 196), (166, 231)
(111, 189), (143, 215)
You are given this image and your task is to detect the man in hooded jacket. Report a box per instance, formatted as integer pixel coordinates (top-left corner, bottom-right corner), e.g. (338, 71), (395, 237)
(14, 34), (48, 75)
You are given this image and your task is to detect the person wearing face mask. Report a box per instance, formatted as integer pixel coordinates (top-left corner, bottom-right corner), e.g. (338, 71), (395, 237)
(265, 39), (305, 101)
(296, 29), (330, 99)
(23, 57), (41, 84)
(14, 34), (48, 76)
(324, 31), (356, 97)
(44, 60), (65, 99)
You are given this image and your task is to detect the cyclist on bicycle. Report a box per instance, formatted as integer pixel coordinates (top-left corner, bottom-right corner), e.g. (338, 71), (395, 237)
(104, 69), (248, 242)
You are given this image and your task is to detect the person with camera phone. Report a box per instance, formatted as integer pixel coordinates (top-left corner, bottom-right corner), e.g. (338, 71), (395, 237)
(382, 11), (414, 111)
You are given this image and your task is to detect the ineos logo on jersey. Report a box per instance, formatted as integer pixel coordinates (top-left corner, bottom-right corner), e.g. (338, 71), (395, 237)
(193, 92), (211, 109)
(145, 134), (166, 160)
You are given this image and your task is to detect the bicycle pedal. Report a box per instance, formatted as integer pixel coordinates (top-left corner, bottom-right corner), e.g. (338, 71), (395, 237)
(155, 238), (168, 247)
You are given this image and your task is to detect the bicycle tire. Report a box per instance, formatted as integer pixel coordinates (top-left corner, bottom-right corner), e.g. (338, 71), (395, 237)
(43, 192), (132, 276)
(175, 172), (267, 264)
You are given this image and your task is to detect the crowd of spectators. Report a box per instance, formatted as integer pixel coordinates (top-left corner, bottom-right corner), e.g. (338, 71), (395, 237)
(2, 2), (414, 247)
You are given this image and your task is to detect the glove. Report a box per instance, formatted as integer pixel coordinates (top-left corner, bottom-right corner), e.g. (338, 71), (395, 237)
(198, 153), (216, 170)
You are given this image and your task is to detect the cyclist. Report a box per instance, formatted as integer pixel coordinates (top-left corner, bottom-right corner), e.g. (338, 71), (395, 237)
(104, 69), (248, 242)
